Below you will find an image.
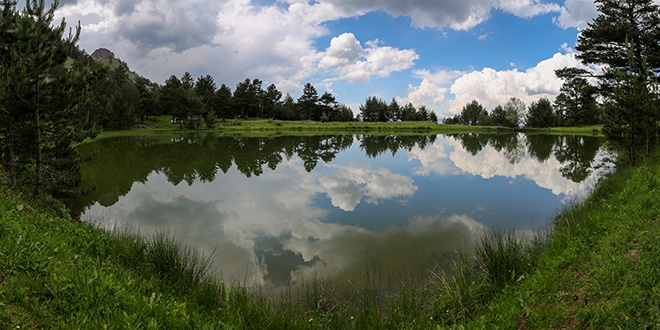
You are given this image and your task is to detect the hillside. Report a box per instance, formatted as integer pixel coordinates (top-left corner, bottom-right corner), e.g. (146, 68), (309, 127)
(90, 47), (141, 81)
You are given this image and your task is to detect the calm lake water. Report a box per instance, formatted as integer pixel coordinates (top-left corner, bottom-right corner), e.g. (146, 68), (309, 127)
(72, 133), (611, 289)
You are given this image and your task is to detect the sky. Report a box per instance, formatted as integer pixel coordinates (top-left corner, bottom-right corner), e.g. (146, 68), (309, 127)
(22, 0), (620, 117)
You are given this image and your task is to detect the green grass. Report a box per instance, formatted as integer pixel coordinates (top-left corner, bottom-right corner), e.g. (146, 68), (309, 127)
(521, 125), (603, 136)
(466, 152), (660, 328)
(92, 116), (603, 139)
(92, 116), (520, 139)
(3, 146), (659, 329)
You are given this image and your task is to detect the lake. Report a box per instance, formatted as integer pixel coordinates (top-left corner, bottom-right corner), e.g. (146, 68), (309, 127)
(71, 133), (612, 290)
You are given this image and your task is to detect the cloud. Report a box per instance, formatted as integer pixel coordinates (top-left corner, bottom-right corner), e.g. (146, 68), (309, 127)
(443, 135), (609, 197)
(319, 163), (418, 211)
(498, 0), (561, 18)
(51, 0), (577, 106)
(553, 0), (660, 30)
(306, 0), (561, 31)
(447, 48), (588, 116)
(115, 0), (221, 53)
(396, 80), (448, 111)
(407, 142), (463, 177)
(56, 0), (327, 94)
(284, 214), (487, 284)
(319, 33), (364, 70)
(319, 33), (419, 82)
(394, 69), (464, 113)
(553, 0), (598, 29)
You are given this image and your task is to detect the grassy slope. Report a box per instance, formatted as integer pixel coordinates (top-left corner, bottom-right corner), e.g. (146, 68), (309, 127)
(468, 153), (660, 328)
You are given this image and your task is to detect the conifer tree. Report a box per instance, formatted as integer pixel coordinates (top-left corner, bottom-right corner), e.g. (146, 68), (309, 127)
(576, 0), (660, 164)
(0, 0), (93, 198)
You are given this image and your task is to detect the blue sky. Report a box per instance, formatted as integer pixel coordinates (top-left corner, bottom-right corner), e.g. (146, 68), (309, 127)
(45, 0), (616, 117)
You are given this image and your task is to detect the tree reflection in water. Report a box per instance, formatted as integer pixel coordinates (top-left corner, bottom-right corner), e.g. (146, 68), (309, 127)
(69, 132), (610, 289)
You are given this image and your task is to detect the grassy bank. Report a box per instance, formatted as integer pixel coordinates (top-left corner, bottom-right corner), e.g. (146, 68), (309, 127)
(467, 152), (660, 328)
(95, 116), (524, 139)
(520, 125), (603, 136)
(3, 145), (656, 329)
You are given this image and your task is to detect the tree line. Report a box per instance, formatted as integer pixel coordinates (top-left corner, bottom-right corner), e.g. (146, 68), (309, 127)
(136, 73), (438, 129)
(69, 134), (437, 217)
(446, 0), (660, 166)
(445, 81), (600, 129)
(0, 0), (438, 199)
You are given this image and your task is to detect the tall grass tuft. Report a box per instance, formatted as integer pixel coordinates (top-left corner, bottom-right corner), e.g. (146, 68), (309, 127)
(430, 248), (485, 322)
(146, 231), (215, 292)
(474, 229), (535, 291)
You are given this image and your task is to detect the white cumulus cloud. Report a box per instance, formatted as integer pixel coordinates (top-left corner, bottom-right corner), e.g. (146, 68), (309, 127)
(319, 34), (419, 82)
(447, 48), (588, 116)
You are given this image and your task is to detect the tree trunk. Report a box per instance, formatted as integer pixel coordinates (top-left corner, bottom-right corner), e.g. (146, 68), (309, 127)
(6, 119), (17, 186)
(33, 84), (43, 199)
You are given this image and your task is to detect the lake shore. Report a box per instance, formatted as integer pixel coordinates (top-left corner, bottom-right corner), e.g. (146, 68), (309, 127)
(3, 131), (655, 329)
(91, 116), (603, 139)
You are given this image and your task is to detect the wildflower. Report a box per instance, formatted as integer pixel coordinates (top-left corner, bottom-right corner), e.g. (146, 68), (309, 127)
(350, 316), (354, 320)
(308, 318), (313, 322)
(430, 316), (433, 320)
(446, 310), (449, 313)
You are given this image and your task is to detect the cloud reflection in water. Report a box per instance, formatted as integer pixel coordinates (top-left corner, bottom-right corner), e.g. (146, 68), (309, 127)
(82, 134), (609, 289)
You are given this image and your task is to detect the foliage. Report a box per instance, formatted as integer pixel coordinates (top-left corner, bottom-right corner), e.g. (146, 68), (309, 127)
(576, 0), (660, 88)
(575, 0), (660, 165)
(503, 97), (526, 127)
(297, 82), (319, 120)
(0, 0), (98, 198)
(359, 95), (438, 122)
(214, 83), (233, 119)
(554, 67), (600, 126)
(444, 99), (524, 128)
(525, 97), (557, 128)
(460, 100), (486, 125)
(602, 50), (659, 165)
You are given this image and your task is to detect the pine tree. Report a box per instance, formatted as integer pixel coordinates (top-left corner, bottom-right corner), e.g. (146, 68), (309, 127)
(0, 0), (95, 198)
(577, 0), (660, 86)
(576, 0), (660, 165)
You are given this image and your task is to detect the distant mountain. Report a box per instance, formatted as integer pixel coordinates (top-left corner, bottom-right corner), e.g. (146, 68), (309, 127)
(90, 48), (121, 65)
(90, 47), (145, 83)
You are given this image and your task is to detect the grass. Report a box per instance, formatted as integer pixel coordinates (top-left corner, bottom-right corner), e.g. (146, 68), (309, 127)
(91, 116), (604, 140)
(92, 116), (523, 139)
(465, 152), (660, 328)
(520, 125), (603, 136)
(3, 145), (659, 329)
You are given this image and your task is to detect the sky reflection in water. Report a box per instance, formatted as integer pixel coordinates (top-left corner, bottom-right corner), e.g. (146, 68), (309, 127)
(79, 133), (610, 289)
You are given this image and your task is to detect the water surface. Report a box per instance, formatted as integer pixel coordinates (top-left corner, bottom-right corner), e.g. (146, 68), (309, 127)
(73, 133), (610, 289)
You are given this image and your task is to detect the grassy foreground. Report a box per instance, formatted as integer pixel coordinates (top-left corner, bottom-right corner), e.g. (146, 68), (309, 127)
(2, 147), (657, 329)
(465, 152), (660, 329)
